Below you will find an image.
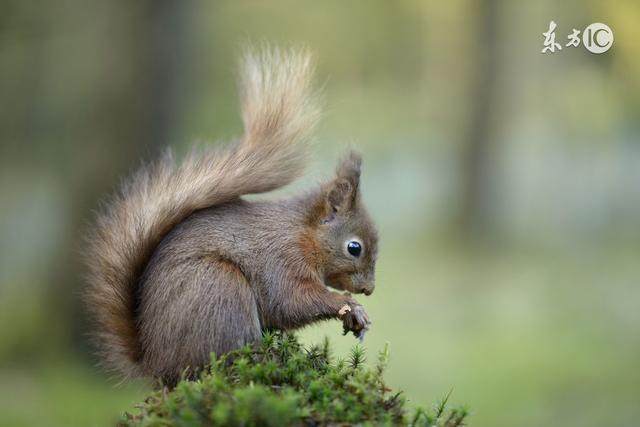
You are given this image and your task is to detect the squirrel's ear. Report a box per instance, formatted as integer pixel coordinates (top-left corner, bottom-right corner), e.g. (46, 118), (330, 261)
(327, 179), (354, 213)
(307, 151), (362, 225)
(336, 150), (361, 189)
(327, 151), (362, 213)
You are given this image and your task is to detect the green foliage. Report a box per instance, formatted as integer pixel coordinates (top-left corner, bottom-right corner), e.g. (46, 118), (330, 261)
(120, 333), (468, 426)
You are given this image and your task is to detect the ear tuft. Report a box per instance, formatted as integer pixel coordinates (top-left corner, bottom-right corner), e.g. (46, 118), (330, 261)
(336, 151), (362, 189)
(324, 150), (363, 214)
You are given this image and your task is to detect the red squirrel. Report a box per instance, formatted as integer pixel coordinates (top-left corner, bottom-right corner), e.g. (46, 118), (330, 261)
(85, 46), (378, 385)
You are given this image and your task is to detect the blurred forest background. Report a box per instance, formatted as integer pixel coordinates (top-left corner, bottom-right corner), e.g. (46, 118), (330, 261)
(1, 1), (639, 426)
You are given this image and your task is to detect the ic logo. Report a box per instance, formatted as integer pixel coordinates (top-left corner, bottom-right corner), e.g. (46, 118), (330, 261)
(582, 23), (614, 54)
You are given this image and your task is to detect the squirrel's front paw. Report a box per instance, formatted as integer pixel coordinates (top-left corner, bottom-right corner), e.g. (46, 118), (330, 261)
(339, 302), (371, 341)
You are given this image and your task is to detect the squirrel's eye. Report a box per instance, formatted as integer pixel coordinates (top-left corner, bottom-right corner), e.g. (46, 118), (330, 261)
(346, 240), (362, 257)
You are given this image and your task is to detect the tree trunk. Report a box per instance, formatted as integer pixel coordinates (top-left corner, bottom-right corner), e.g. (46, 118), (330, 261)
(458, 0), (500, 238)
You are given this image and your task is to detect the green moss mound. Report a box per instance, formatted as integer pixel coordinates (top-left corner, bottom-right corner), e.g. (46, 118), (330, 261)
(120, 332), (468, 426)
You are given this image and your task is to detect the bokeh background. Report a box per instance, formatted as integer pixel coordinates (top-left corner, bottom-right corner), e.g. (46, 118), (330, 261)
(1, 1), (639, 426)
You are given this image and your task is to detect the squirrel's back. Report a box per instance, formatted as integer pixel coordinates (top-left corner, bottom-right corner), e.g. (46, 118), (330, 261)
(84, 46), (319, 379)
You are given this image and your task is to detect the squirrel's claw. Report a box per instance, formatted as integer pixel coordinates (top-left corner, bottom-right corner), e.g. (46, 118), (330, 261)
(341, 303), (371, 340)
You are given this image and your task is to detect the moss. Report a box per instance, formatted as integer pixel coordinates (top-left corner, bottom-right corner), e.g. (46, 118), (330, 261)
(120, 332), (468, 426)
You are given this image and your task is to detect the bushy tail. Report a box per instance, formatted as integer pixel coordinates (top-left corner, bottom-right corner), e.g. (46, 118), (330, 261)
(84, 46), (319, 379)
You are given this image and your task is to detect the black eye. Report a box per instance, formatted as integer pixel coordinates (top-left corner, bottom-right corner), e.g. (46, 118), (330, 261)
(347, 241), (362, 257)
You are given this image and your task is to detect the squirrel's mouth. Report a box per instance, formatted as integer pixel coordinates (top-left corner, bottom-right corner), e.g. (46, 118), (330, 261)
(325, 272), (374, 296)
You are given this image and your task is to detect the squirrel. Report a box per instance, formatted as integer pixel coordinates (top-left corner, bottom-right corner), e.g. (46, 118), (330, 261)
(84, 46), (378, 386)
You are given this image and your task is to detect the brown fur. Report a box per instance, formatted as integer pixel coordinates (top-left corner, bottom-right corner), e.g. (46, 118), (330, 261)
(84, 46), (378, 384)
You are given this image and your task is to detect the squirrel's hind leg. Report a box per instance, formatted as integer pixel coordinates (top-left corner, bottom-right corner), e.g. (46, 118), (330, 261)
(188, 254), (262, 358)
(139, 253), (261, 384)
